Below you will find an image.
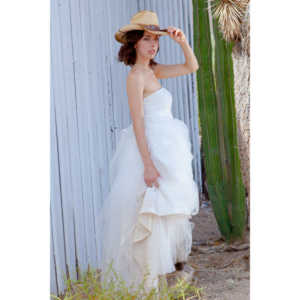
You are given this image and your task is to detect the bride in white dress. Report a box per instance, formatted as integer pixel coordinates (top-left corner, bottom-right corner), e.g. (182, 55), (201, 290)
(97, 11), (200, 294)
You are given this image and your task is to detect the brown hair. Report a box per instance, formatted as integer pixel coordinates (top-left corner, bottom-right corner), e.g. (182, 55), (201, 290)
(117, 30), (160, 67)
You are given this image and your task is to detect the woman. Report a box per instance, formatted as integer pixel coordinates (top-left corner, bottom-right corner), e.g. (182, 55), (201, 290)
(97, 10), (200, 294)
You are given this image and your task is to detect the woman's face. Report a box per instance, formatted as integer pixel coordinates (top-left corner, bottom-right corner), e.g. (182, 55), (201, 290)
(135, 31), (160, 58)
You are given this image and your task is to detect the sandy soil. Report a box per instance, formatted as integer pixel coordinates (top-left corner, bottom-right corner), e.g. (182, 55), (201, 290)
(167, 201), (250, 300)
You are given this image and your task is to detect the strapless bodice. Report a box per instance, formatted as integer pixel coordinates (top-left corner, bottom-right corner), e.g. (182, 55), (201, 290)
(143, 87), (173, 122)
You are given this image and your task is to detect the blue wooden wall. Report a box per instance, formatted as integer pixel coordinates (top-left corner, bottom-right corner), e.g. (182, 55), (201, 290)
(50, 0), (202, 296)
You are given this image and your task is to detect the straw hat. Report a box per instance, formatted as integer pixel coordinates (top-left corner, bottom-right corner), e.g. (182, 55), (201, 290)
(115, 10), (169, 44)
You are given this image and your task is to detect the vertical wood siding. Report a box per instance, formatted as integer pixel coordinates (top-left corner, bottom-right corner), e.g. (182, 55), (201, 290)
(51, 0), (202, 296)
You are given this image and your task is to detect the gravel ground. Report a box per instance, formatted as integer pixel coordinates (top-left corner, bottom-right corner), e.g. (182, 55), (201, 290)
(166, 201), (250, 300)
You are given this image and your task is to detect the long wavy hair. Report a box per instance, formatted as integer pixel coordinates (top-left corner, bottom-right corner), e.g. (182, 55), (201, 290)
(117, 30), (160, 67)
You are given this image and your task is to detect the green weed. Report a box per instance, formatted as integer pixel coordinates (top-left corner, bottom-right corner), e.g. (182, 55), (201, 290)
(51, 261), (203, 299)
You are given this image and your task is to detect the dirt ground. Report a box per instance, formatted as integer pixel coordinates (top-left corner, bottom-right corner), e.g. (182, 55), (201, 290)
(167, 201), (250, 300)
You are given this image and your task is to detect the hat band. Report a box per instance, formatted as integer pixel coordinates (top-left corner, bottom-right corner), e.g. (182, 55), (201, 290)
(137, 24), (168, 32)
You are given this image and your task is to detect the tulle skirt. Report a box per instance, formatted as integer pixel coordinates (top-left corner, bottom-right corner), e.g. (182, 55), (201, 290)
(96, 116), (199, 292)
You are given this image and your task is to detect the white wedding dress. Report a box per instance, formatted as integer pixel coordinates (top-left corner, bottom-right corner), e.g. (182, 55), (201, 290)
(97, 87), (199, 293)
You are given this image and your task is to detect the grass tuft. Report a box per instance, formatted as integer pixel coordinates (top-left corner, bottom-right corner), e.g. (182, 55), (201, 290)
(51, 261), (203, 299)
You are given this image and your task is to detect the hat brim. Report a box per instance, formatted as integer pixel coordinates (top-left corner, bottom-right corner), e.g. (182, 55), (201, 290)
(115, 24), (168, 43)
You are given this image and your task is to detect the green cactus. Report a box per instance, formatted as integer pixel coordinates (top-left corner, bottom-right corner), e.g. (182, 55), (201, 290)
(193, 0), (246, 241)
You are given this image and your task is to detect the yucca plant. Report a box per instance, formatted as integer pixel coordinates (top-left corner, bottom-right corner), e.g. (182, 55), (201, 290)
(193, 0), (247, 241)
(211, 0), (249, 43)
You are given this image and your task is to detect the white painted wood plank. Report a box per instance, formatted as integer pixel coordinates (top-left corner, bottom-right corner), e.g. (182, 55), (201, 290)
(50, 98), (68, 294)
(52, 0), (77, 283)
(50, 210), (58, 296)
(68, 0), (94, 274)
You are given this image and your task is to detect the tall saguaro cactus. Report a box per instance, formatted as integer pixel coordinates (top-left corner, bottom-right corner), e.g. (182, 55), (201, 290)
(193, 0), (246, 241)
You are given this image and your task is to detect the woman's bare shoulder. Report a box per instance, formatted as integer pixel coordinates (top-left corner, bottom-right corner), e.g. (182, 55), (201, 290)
(128, 67), (145, 78)
(127, 67), (145, 86)
(126, 69), (145, 100)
